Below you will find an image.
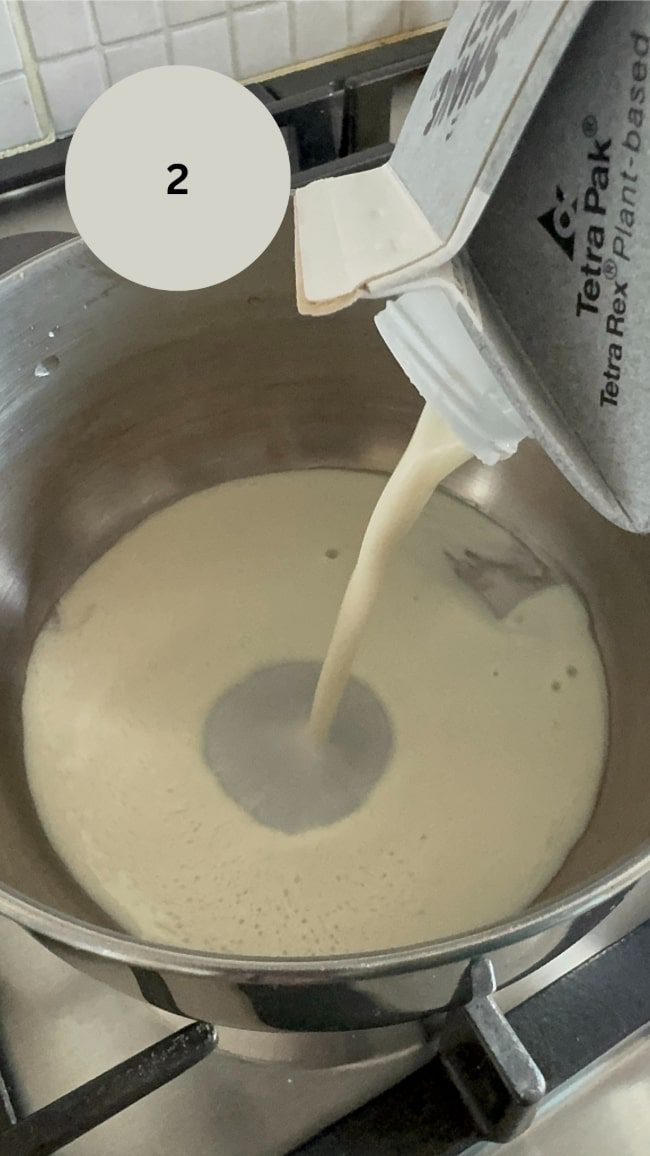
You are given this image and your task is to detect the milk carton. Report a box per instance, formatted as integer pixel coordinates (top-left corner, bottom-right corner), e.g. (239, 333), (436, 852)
(295, 1), (650, 531)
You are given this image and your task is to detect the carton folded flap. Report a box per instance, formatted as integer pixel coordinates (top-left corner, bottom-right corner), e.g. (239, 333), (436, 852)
(294, 166), (442, 316)
(294, 0), (591, 316)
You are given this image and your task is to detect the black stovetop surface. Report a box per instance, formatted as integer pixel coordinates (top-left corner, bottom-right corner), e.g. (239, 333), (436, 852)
(293, 921), (650, 1155)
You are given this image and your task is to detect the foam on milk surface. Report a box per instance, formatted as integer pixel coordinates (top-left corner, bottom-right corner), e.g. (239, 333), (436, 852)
(22, 469), (607, 956)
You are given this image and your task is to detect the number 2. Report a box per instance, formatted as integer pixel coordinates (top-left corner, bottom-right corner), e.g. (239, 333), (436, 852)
(167, 164), (188, 195)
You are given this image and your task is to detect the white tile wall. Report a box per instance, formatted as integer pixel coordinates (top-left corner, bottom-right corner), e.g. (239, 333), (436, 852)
(232, 1), (292, 79)
(93, 1), (164, 42)
(170, 15), (233, 72)
(38, 49), (107, 133)
(294, 1), (348, 60)
(402, 0), (456, 32)
(0, 0), (22, 73)
(0, 73), (42, 150)
(105, 31), (167, 83)
(349, 0), (402, 44)
(1, 0), (455, 151)
(0, 1), (50, 152)
(165, 1), (228, 23)
(25, 1), (94, 57)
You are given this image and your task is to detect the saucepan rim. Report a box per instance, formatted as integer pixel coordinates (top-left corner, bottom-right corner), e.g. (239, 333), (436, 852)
(0, 238), (647, 981)
(0, 849), (646, 980)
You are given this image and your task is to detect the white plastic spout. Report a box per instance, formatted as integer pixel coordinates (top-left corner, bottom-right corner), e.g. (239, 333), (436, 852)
(375, 286), (529, 466)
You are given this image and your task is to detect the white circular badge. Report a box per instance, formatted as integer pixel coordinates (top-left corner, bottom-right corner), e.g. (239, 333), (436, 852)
(65, 66), (291, 291)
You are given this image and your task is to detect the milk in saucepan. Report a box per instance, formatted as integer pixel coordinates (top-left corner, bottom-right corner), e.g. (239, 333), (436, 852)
(23, 468), (606, 955)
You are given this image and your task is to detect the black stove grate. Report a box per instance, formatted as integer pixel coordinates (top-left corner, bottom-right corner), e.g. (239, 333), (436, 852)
(0, 922), (647, 1156)
(293, 921), (650, 1156)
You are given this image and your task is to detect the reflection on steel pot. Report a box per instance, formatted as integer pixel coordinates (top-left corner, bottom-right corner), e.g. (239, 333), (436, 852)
(0, 216), (647, 1033)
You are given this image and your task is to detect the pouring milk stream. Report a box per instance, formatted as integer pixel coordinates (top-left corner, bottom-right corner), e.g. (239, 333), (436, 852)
(309, 407), (470, 743)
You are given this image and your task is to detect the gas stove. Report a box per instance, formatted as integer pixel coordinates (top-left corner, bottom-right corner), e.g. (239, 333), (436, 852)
(0, 901), (647, 1155)
(0, 34), (648, 1156)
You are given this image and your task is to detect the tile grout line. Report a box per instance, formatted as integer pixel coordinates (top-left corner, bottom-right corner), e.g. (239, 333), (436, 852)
(345, 0), (354, 46)
(166, 10), (233, 40)
(230, 0), (276, 12)
(286, 0), (297, 65)
(8, 0), (55, 142)
(167, 9), (231, 35)
(0, 66), (25, 83)
(29, 27), (180, 65)
(86, 0), (110, 87)
(154, 0), (172, 65)
(28, 43), (112, 67)
(224, 3), (240, 78)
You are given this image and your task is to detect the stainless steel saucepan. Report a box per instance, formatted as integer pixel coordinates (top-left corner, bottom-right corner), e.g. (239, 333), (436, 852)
(0, 216), (647, 1033)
